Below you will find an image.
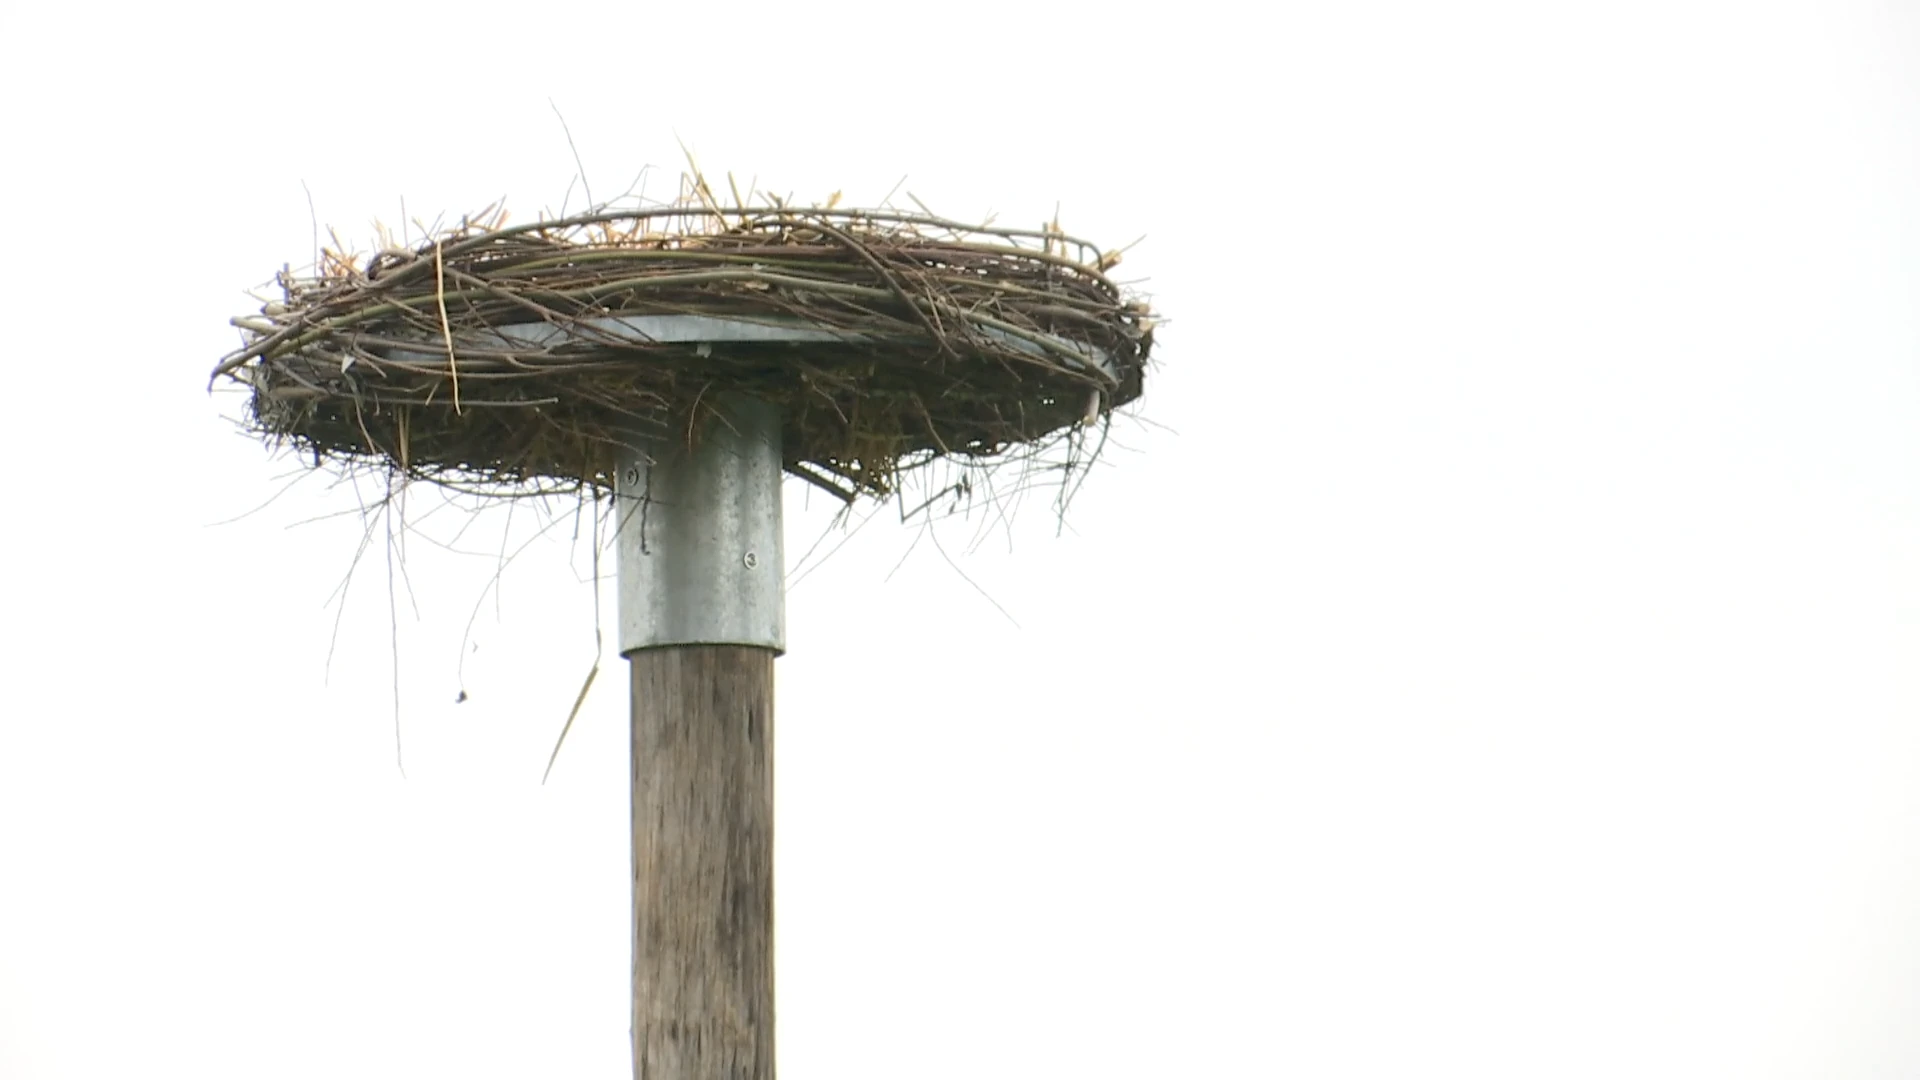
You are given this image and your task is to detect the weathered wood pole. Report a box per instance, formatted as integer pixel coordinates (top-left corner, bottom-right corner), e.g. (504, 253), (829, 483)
(617, 395), (785, 1080)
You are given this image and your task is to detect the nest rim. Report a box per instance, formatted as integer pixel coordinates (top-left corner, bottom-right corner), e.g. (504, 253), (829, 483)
(216, 200), (1157, 504)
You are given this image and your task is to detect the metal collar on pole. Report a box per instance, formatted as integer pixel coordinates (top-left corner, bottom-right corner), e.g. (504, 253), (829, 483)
(616, 393), (786, 655)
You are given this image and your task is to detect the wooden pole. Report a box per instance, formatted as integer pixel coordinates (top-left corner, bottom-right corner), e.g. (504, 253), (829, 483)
(630, 645), (775, 1079)
(617, 395), (786, 1080)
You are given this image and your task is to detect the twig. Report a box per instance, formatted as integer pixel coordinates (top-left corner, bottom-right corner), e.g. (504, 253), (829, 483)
(550, 100), (592, 209)
(434, 238), (462, 415)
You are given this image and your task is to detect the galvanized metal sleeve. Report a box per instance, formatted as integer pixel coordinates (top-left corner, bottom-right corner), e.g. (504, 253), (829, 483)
(616, 396), (785, 655)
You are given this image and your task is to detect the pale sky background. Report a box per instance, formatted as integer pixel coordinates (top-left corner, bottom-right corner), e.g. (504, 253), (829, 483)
(3, 2), (1919, 1078)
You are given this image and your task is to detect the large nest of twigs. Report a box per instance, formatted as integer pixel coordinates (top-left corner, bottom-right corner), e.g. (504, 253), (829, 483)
(212, 193), (1156, 502)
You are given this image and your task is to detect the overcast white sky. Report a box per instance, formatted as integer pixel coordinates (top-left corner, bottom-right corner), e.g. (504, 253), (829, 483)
(3, 2), (1919, 1077)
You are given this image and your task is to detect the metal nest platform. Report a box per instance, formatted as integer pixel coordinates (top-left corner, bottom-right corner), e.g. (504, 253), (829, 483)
(212, 198), (1157, 503)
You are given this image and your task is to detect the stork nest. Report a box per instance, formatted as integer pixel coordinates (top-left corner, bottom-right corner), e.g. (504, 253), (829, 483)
(212, 199), (1155, 502)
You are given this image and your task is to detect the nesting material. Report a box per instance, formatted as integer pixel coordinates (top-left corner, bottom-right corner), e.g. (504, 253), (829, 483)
(213, 196), (1155, 502)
